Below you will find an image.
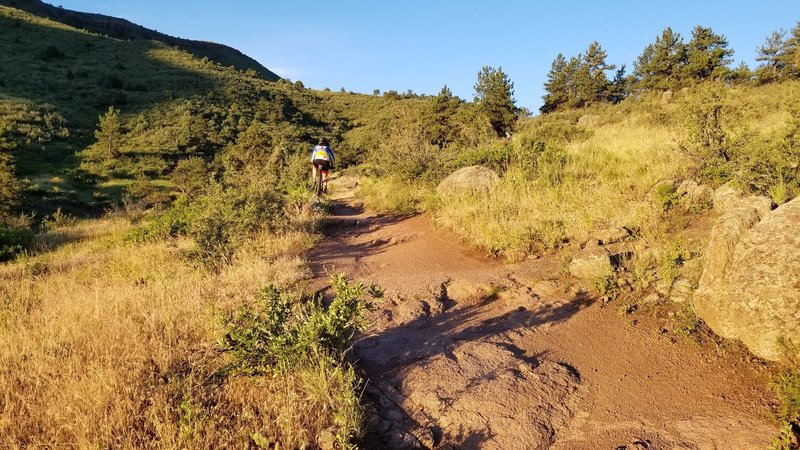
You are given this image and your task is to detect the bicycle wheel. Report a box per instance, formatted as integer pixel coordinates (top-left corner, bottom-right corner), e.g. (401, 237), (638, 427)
(315, 170), (324, 197)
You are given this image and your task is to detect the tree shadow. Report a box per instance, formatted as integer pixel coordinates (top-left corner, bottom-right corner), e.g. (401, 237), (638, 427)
(354, 289), (594, 449)
(308, 202), (418, 286)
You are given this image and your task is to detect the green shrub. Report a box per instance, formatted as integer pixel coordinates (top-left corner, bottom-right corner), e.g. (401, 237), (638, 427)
(222, 274), (371, 375)
(0, 224), (33, 261)
(127, 198), (193, 241)
(768, 339), (800, 449)
(653, 182), (681, 211)
(188, 183), (283, 266)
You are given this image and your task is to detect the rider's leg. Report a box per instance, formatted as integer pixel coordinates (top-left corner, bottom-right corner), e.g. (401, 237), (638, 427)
(311, 164), (318, 184)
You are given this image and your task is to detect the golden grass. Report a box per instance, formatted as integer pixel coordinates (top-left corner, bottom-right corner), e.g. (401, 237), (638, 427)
(0, 218), (360, 449)
(434, 118), (686, 260)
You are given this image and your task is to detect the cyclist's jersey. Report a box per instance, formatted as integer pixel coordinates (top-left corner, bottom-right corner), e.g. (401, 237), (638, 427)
(310, 145), (335, 166)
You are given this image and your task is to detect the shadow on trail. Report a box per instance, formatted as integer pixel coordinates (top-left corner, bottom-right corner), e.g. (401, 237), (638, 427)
(308, 201), (416, 283)
(357, 290), (593, 376)
(356, 290), (594, 449)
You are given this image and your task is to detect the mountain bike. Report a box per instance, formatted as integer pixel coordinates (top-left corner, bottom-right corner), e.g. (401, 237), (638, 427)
(313, 162), (330, 197)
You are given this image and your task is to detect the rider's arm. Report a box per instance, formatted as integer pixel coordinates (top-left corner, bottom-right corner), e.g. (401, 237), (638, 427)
(327, 147), (335, 167)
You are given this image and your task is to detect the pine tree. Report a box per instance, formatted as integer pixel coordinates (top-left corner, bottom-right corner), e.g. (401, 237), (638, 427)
(634, 27), (687, 89)
(684, 25), (733, 79)
(430, 85), (462, 147)
(563, 56), (582, 108)
(781, 21), (800, 78)
(607, 65), (629, 104)
(541, 53), (569, 113)
(756, 30), (788, 82)
(94, 106), (122, 159)
(578, 41), (615, 104)
(474, 66), (518, 136)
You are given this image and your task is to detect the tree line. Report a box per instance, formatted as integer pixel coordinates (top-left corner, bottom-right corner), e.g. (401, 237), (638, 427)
(541, 21), (800, 113)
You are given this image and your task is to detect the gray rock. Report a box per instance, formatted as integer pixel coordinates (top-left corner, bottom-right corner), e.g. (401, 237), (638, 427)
(677, 179), (714, 206)
(436, 165), (500, 197)
(669, 279), (693, 303)
(712, 183), (743, 212)
(569, 244), (614, 279)
(694, 196), (799, 360)
(642, 293), (661, 305)
(394, 300), (431, 329)
(385, 409), (404, 421)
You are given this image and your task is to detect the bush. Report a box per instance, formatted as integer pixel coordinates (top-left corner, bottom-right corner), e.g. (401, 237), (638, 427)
(188, 183), (284, 267)
(770, 343), (800, 449)
(222, 274), (371, 374)
(0, 224), (33, 261)
(171, 157), (207, 195)
(38, 45), (64, 61)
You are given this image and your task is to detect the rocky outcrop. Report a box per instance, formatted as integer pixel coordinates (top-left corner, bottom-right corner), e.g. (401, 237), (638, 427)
(436, 165), (500, 197)
(569, 244), (614, 280)
(694, 196), (800, 361)
(676, 179), (714, 206)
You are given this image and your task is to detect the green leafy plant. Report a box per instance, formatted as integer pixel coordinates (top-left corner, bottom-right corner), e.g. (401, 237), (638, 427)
(222, 274), (372, 375)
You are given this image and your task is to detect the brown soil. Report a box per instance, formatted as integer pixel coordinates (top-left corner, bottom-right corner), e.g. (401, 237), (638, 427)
(308, 178), (777, 449)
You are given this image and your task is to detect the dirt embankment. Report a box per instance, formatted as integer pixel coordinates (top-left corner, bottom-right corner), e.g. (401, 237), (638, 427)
(308, 177), (776, 449)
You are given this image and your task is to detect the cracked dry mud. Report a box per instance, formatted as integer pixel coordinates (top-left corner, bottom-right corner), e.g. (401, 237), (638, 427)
(308, 177), (777, 449)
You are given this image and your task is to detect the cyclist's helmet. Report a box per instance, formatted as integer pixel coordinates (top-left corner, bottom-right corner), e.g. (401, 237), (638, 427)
(318, 137), (329, 146)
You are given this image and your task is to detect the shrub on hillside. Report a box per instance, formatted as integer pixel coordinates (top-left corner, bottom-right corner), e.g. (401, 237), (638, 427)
(171, 157), (208, 195)
(222, 274), (371, 374)
(0, 224), (32, 261)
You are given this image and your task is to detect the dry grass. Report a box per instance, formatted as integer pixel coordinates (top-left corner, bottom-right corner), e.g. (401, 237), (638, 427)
(434, 117), (687, 260)
(0, 218), (360, 449)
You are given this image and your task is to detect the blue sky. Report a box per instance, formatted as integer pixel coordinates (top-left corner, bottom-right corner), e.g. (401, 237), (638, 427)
(56, 1), (799, 110)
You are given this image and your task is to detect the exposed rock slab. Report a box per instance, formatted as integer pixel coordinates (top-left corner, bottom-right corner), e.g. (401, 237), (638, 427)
(695, 196), (799, 360)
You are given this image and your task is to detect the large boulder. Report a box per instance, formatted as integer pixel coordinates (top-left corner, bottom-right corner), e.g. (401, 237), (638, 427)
(436, 165), (500, 197)
(694, 196), (799, 360)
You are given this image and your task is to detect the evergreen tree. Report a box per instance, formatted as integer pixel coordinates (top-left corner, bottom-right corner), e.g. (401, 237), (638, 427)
(781, 21), (800, 77)
(429, 85), (462, 147)
(756, 30), (788, 82)
(684, 25), (733, 79)
(474, 66), (518, 136)
(563, 56), (582, 108)
(578, 41), (615, 104)
(94, 106), (122, 159)
(634, 27), (687, 89)
(541, 53), (569, 113)
(607, 65), (629, 104)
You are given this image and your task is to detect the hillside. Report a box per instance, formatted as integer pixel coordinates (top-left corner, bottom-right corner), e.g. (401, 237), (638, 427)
(1, 2), (800, 449)
(0, 0), (280, 81)
(0, 2), (336, 218)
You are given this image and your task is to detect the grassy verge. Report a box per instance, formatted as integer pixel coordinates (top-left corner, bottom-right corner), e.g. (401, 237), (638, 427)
(0, 216), (367, 448)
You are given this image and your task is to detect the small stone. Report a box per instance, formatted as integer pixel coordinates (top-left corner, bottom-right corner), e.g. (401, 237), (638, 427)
(642, 293), (660, 305)
(669, 278), (693, 303)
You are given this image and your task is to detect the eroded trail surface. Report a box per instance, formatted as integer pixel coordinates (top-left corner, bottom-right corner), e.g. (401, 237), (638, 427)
(309, 180), (776, 449)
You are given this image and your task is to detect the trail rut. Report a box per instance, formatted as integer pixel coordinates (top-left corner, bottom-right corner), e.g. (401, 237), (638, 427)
(308, 177), (777, 449)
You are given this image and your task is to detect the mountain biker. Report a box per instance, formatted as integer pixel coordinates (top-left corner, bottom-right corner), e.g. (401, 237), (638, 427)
(310, 137), (335, 193)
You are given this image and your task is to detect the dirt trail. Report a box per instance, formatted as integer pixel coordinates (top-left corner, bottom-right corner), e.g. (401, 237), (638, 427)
(309, 177), (777, 449)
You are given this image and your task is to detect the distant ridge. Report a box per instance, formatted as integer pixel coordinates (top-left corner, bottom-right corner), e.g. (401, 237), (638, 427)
(0, 0), (281, 81)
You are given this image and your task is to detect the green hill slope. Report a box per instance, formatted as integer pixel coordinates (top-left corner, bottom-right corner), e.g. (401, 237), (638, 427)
(0, 0), (280, 81)
(0, 3), (333, 215)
